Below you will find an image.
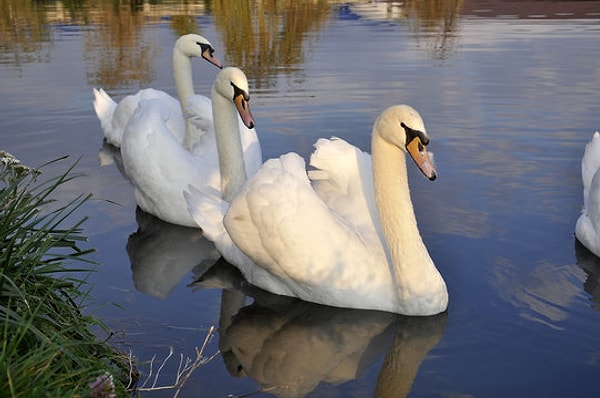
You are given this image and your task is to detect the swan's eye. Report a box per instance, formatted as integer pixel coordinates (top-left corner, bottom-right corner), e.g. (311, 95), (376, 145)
(230, 82), (250, 102)
(401, 122), (429, 146)
(197, 42), (214, 55)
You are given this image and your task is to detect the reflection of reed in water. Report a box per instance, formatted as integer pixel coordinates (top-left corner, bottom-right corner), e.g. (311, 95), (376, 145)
(0, 0), (163, 80)
(83, 2), (157, 90)
(405, 0), (463, 27)
(403, 0), (463, 60)
(212, 0), (331, 88)
(170, 15), (199, 37)
(0, 0), (51, 66)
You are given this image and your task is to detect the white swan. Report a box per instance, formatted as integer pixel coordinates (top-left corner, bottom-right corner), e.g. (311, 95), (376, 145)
(122, 67), (261, 227)
(186, 105), (448, 316)
(575, 131), (600, 257)
(93, 34), (221, 148)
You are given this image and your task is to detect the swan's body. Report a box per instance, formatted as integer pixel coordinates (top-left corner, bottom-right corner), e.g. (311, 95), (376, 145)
(186, 105), (448, 316)
(93, 34), (221, 148)
(575, 131), (600, 257)
(122, 67), (261, 227)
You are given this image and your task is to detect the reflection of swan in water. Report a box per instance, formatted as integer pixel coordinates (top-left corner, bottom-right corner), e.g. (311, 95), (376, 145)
(574, 238), (600, 312)
(190, 260), (248, 377)
(128, 208), (220, 299)
(492, 256), (586, 328)
(226, 292), (447, 397)
(191, 261), (447, 397)
(98, 141), (128, 180)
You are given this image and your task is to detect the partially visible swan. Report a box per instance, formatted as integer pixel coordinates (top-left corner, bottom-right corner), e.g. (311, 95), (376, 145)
(186, 105), (448, 316)
(122, 67), (261, 227)
(575, 131), (600, 257)
(93, 34), (222, 148)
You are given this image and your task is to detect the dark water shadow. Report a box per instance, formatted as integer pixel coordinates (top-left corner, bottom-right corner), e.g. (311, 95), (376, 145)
(574, 238), (600, 312)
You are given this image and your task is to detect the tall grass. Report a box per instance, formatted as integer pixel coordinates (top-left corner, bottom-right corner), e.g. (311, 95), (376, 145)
(0, 151), (131, 397)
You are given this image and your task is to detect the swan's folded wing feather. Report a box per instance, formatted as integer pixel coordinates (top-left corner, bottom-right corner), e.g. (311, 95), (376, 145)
(185, 95), (214, 142)
(94, 88), (181, 147)
(309, 137), (384, 243)
(184, 184), (291, 294)
(224, 152), (387, 300)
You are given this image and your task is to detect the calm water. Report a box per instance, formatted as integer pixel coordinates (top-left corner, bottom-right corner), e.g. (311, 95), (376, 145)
(1, 1), (600, 397)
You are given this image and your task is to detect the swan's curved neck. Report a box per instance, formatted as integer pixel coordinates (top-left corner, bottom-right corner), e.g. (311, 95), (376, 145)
(371, 129), (443, 309)
(173, 46), (196, 150)
(213, 87), (247, 202)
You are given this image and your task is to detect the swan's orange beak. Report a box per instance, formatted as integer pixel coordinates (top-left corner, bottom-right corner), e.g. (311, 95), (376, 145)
(234, 93), (256, 129)
(407, 137), (437, 181)
(202, 47), (222, 69)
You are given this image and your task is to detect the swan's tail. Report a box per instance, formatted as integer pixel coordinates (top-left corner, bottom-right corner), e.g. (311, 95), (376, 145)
(93, 88), (117, 139)
(581, 131), (600, 208)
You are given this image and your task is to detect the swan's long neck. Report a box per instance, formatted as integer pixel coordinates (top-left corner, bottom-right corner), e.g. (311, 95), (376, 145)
(371, 130), (445, 312)
(212, 87), (247, 202)
(173, 47), (197, 150)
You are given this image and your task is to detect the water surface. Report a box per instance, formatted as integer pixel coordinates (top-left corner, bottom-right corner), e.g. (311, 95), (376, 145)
(1, 1), (600, 396)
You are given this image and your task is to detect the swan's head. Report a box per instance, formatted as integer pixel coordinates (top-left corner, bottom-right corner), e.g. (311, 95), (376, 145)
(378, 105), (437, 181)
(213, 67), (256, 129)
(175, 34), (222, 69)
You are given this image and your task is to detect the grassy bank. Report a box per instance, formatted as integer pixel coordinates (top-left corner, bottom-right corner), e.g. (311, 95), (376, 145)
(0, 151), (131, 397)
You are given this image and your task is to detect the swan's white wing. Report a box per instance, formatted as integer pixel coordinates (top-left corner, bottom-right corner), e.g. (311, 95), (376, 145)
(223, 152), (391, 306)
(309, 137), (383, 242)
(184, 184), (293, 296)
(576, 132), (600, 257)
(94, 88), (180, 147)
(122, 99), (220, 227)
